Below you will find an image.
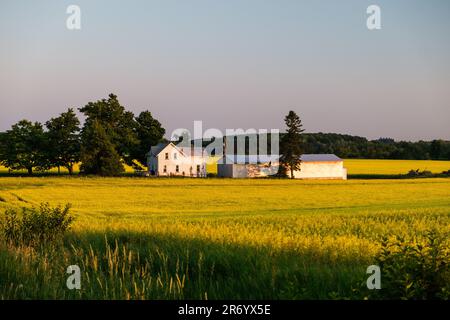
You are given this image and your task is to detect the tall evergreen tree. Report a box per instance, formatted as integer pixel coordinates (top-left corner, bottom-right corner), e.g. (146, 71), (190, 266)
(79, 120), (124, 176)
(45, 108), (81, 175)
(280, 111), (304, 179)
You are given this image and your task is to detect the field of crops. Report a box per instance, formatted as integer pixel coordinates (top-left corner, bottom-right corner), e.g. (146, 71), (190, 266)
(0, 176), (449, 299)
(344, 159), (450, 175)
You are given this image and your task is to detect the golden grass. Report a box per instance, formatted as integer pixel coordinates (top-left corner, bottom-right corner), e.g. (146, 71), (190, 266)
(345, 159), (450, 175)
(1, 178), (449, 249)
(0, 177), (449, 299)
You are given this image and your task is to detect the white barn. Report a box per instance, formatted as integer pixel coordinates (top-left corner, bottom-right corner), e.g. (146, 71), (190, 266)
(293, 154), (347, 180)
(217, 155), (279, 178)
(217, 154), (347, 180)
(147, 142), (207, 177)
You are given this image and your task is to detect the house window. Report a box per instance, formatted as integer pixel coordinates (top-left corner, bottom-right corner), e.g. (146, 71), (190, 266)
(197, 165), (201, 172)
(165, 153), (169, 160)
(174, 153), (177, 160)
(163, 165), (167, 173)
(176, 165), (179, 173)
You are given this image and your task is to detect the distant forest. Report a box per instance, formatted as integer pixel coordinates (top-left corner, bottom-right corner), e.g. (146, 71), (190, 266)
(302, 133), (450, 160)
(210, 133), (450, 160)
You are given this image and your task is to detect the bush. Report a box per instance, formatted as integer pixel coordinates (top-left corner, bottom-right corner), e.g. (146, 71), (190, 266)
(406, 169), (434, 178)
(1, 203), (74, 247)
(441, 170), (450, 176)
(370, 231), (450, 299)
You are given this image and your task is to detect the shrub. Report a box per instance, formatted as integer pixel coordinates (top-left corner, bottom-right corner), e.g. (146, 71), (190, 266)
(1, 203), (74, 247)
(406, 169), (434, 178)
(370, 231), (450, 299)
(441, 170), (450, 176)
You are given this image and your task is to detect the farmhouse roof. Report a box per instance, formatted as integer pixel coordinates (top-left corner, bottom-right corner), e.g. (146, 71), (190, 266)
(149, 142), (171, 156)
(300, 154), (342, 162)
(178, 145), (205, 156)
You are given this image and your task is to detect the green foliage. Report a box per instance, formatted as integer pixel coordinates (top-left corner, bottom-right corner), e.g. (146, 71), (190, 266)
(132, 110), (165, 165)
(45, 108), (81, 174)
(0, 120), (47, 175)
(1, 203), (74, 247)
(79, 94), (166, 174)
(371, 231), (450, 300)
(406, 169), (434, 178)
(303, 134), (450, 160)
(280, 111), (304, 178)
(0, 94), (166, 176)
(80, 120), (124, 176)
(79, 93), (139, 166)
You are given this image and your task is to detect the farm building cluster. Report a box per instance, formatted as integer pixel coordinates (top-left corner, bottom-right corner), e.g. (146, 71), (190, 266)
(147, 142), (347, 180)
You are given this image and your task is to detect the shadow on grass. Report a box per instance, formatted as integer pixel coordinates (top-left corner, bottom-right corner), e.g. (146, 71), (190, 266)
(0, 230), (372, 300)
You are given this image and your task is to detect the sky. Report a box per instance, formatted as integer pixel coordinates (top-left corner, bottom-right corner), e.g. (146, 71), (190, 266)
(0, 0), (449, 141)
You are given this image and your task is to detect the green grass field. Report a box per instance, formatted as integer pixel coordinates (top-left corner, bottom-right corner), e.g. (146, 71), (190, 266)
(0, 175), (449, 299)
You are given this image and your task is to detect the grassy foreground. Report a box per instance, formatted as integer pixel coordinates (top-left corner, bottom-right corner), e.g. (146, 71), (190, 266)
(0, 177), (449, 299)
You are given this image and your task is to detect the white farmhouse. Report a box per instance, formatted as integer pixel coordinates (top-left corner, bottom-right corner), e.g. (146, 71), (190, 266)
(147, 142), (207, 177)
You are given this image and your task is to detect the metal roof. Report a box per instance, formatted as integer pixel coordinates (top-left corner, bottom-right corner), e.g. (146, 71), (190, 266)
(300, 154), (342, 162)
(218, 154), (279, 164)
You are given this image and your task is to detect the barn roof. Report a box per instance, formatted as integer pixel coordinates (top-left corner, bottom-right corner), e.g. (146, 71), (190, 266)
(218, 154), (279, 164)
(300, 154), (342, 162)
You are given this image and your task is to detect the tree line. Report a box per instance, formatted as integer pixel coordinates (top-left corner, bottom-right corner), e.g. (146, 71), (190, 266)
(1, 99), (448, 177)
(0, 94), (165, 176)
(214, 131), (450, 164)
(302, 133), (450, 160)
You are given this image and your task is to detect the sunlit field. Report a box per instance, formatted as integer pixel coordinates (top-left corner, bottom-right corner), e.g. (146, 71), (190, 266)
(345, 159), (450, 175)
(0, 177), (449, 299)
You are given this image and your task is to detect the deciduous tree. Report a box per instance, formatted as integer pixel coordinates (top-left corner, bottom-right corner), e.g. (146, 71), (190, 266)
(0, 120), (47, 175)
(45, 108), (81, 174)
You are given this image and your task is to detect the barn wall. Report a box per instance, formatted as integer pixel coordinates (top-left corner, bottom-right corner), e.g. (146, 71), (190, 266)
(232, 164), (249, 178)
(217, 164), (234, 177)
(217, 164), (250, 178)
(293, 161), (347, 180)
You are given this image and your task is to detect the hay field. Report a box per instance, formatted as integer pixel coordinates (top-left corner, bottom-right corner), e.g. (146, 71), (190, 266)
(344, 159), (450, 175)
(0, 177), (449, 299)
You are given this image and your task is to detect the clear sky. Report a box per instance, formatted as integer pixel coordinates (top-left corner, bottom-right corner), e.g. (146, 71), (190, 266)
(0, 0), (449, 141)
